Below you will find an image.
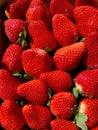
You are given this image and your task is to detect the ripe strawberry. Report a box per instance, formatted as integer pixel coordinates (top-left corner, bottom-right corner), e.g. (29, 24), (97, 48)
(50, 0), (74, 19)
(0, 100), (25, 130)
(74, 69), (98, 98)
(73, 6), (98, 37)
(75, 0), (98, 8)
(2, 44), (23, 73)
(28, 20), (56, 50)
(26, 4), (52, 27)
(0, 69), (22, 100)
(17, 79), (48, 105)
(52, 14), (79, 47)
(4, 19), (27, 43)
(22, 48), (52, 78)
(39, 70), (72, 92)
(75, 98), (98, 128)
(53, 42), (86, 71)
(26, 5), (46, 23)
(22, 104), (52, 129)
(83, 31), (98, 69)
(50, 119), (79, 130)
(50, 92), (76, 119)
(5, 0), (31, 19)
(29, 0), (44, 8)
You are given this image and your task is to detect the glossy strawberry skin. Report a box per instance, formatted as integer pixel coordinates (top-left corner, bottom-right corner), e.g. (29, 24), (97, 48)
(4, 19), (27, 43)
(79, 98), (98, 128)
(28, 20), (56, 50)
(83, 31), (98, 69)
(5, 0), (31, 19)
(39, 70), (72, 92)
(0, 69), (22, 100)
(50, 92), (76, 119)
(73, 6), (98, 37)
(0, 100), (25, 130)
(17, 79), (48, 105)
(50, 0), (74, 19)
(2, 44), (23, 72)
(75, 69), (98, 98)
(53, 42), (86, 71)
(75, 0), (98, 8)
(52, 14), (79, 47)
(22, 48), (52, 78)
(22, 104), (52, 129)
(50, 119), (79, 130)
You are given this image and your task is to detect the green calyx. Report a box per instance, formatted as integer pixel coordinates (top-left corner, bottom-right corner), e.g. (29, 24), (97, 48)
(45, 47), (51, 52)
(12, 72), (22, 79)
(16, 27), (28, 48)
(74, 113), (88, 130)
(23, 73), (35, 80)
(72, 87), (80, 99)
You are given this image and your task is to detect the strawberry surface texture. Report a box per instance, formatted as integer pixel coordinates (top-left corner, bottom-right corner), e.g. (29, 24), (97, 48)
(0, 0), (98, 129)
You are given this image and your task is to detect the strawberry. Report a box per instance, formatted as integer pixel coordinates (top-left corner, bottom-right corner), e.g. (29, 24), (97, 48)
(4, 19), (27, 43)
(2, 44), (23, 73)
(28, 20), (56, 50)
(26, 4), (52, 27)
(22, 48), (52, 78)
(0, 69), (22, 100)
(74, 69), (98, 98)
(50, 92), (76, 119)
(50, 0), (74, 19)
(52, 14), (79, 47)
(39, 70), (72, 92)
(17, 79), (48, 105)
(75, 0), (98, 8)
(50, 119), (79, 130)
(91, 126), (98, 130)
(5, 0), (31, 19)
(0, 100), (25, 130)
(75, 98), (98, 128)
(83, 31), (98, 69)
(22, 104), (52, 129)
(53, 42), (86, 71)
(73, 6), (98, 37)
(26, 5), (46, 23)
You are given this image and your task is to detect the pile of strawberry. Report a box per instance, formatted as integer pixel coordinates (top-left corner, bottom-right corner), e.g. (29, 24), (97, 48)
(0, 0), (98, 129)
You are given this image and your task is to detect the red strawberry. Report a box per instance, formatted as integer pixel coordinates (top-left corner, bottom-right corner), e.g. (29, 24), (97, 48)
(39, 70), (72, 92)
(83, 31), (98, 69)
(0, 69), (22, 100)
(50, 0), (74, 19)
(91, 126), (98, 130)
(2, 44), (23, 73)
(75, 0), (98, 8)
(17, 79), (48, 105)
(22, 104), (52, 129)
(0, 100), (25, 130)
(53, 42), (86, 71)
(22, 48), (52, 78)
(74, 69), (98, 98)
(75, 98), (98, 128)
(50, 92), (76, 119)
(26, 5), (46, 23)
(26, 4), (52, 27)
(5, 0), (31, 19)
(50, 119), (79, 130)
(28, 20), (56, 50)
(52, 14), (79, 47)
(73, 6), (98, 37)
(4, 19), (27, 43)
